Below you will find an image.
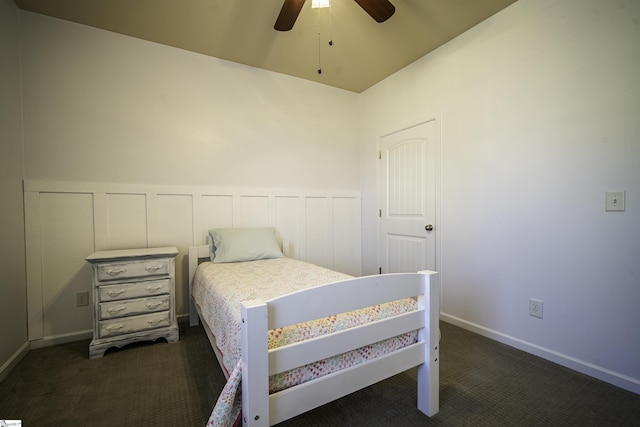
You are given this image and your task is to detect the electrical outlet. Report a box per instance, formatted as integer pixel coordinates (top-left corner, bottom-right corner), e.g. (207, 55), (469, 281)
(529, 298), (543, 319)
(76, 291), (90, 307)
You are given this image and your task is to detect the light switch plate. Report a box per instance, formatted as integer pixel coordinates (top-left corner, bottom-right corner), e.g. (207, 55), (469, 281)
(606, 191), (625, 212)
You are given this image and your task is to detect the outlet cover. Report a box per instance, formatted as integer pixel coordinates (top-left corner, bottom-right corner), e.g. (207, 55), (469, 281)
(606, 191), (625, 212)
(529, 298), (543, 319)
(76, 291), (90, 307)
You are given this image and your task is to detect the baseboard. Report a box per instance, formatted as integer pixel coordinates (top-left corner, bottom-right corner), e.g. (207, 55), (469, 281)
(440, 313), (640, 396)
(0, 341), (30, 382)
(29, 330), (93, 350)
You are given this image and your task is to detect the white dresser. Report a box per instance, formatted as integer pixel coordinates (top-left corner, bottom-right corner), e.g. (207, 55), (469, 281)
(86, 247), (179, 359)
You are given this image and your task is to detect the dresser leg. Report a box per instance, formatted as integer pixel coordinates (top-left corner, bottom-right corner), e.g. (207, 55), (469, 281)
(89, 340), (107, 359)
(165, 325), (180, 344)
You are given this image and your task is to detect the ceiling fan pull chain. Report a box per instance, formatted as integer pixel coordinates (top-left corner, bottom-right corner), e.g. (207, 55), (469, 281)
(317, 12), (322, 74)
(328, 1), (333, 46)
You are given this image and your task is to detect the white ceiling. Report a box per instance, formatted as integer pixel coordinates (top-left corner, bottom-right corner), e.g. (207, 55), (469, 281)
(14, 0), (517, 93)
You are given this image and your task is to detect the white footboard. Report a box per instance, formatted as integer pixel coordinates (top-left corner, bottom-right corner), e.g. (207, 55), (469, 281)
(240, 271), (440, 426)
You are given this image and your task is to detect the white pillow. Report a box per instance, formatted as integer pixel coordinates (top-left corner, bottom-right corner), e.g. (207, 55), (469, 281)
(209, 227), (283, 263)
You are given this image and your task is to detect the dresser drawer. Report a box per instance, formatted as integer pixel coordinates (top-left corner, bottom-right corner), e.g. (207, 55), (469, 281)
(99, 311), (171, 338)
(98, 279), (170, 302)
(97, 258), (170, 281)
(99, 295), (170, 320)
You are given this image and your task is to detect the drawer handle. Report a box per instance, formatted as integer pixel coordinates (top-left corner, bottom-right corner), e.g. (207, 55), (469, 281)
(147, 319), (163, 326)
(106, 268), (126, 276)
(107, 324), (125, 332)
(146, 285), (163, 293)
(145, 265), (162, 272)
(107, 306), (127, 314)
(145, 302), (163, 309)
(107, 289), (127, 297)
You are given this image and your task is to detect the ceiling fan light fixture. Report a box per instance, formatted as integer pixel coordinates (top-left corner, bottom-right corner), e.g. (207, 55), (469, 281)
(311, 0), (330, 9)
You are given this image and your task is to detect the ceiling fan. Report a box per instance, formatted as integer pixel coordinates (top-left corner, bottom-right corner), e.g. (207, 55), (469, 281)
(275, 0), (395, 31)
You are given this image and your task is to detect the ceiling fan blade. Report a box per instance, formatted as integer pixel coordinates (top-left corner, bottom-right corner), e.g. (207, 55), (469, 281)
(275, 0), (306, 31)
(353, 0), (395, 23)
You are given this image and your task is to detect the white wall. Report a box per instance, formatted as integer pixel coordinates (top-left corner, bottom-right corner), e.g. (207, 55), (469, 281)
(20, 12), (360, 190)
(360, 0), (640, 393)
(19, 12), (363, 347)
(0, 0), (29, 380)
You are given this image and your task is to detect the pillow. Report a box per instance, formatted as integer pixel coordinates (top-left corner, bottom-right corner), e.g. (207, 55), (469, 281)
(208, 227), (283, 263)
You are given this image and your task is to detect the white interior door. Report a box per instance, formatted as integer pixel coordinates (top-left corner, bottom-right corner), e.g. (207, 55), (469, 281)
(379, 120), (437, 273)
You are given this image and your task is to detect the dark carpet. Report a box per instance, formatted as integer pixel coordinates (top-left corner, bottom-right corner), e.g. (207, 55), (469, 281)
(1, 322), (638, 426)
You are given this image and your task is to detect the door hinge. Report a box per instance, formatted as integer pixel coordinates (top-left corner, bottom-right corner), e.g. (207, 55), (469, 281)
(378, 151), (381, 160)
(379, 267), (382, 274)
(379, 209), (382, 217)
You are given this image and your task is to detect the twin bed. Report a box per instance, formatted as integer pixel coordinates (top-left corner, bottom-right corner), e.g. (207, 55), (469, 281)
(188, 228), (440, 426)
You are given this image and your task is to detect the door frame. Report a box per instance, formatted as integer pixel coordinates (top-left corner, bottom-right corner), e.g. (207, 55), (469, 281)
(376, 113), (442, 277)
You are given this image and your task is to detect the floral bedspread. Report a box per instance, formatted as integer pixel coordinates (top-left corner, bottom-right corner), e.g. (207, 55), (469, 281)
(192, 257), (417, 427)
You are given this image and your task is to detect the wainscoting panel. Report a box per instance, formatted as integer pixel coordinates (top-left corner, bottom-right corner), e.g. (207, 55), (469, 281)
(304, 197), (330, 268)
(156, 194), (194, 248)
(42, 192), (94, 339)
(156, 193), (194, 315)
(200, 194), (234, 231)
(239, 195), (270, 227)
(333, 197), (361, 276)
(104, 193), (148, 249)
(275, 196), (301, 259)
(24, 181), (361, 346)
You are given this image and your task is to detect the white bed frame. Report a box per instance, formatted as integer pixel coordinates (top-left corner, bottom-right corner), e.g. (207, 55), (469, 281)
(188, 244), (439, 426)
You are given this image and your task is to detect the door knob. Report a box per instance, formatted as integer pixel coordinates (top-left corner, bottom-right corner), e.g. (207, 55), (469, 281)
(425, 224), (434, 231)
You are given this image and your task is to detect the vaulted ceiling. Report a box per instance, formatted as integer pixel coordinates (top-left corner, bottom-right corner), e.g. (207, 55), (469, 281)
(15, 0), (517, 93)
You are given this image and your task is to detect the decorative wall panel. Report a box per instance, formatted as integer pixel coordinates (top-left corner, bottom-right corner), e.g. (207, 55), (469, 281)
(24, 181), (361, 345)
